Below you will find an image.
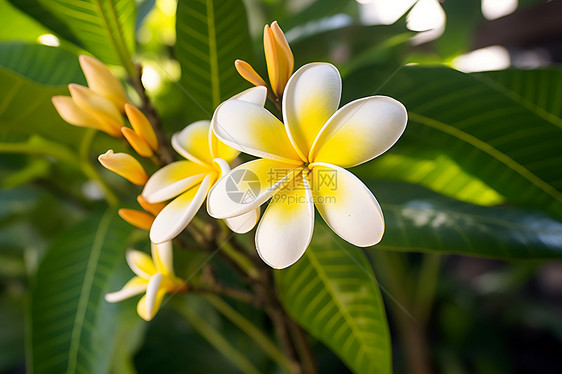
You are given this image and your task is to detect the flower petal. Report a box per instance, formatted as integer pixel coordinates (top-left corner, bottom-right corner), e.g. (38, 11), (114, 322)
(310, 96), (408, 168)
(213, 100), (302, 164)
(283, 63), (341, 159)
(98, 150), (148, 186)
(171, 120), (213, 166)
(51, 96), (119, 136)
(210, 86), (267, 162)
(151, 241), (174, 276)
(142, 161), (209, 203)
(137, 273), (165, 321)
(255, 172), (314, 269)
(150, 174), (214, 244)
(105, 276), (147, 303)
(207, 158), (302, 219)
(79, 55), (129, 110)
(223, 208), (260, 234)
(309, 163), (384, 247)
(68, 84), (123, 133)
(126, 249), (157, 279)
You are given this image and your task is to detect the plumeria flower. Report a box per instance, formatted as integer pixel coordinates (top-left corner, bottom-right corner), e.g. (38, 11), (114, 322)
(141, 87), (267, 244)
(235, 21), (293, 98)
(105, 241), (186, 321)
(207, 63), (408, 269)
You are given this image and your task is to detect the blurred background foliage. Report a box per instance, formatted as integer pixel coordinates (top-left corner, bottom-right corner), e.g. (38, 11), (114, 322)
(0, 0), (561, 373)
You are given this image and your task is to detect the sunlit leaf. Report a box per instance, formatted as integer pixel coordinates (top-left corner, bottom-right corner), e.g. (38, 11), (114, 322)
(28, 209), (132, 374)
(346, 66), (562, 218)
(37, 0), (136, 68)
(276, 236), (391, 374)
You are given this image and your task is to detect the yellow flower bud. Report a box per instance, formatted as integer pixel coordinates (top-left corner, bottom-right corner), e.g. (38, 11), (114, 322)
(68, 84), (123, 135)
(51, 96), (121, 136)
(124, 104), (158, 151)
(118, 209), (154, 230)
(264, 21), (294, 97)
(98, 150), (148, 185)
(79, 55), (129, 111)
(234, 59), (268, 88)
(121, 127), (154, 158)
(137, 195), (166, 216)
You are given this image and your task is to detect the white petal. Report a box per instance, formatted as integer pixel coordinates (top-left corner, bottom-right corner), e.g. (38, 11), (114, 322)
(256, 173), (314, 269)
(229, 86), (267, 106)
(309, 163), (384, 246)
(150, 174), (214, 244)
(151, 241), (174, 276)
(223, 208), (260, 234)
(105, 276), (147, 302)
(310, 96), (408, 168)
(172, 121), (213, 165)
(283, 63), (341, 158)
(142, 161), (209, 203)
(213, 100), (302, 164)
(207, 158), (302, 219)
(138, 273), (163, 321)
(126, 249), (156, 279)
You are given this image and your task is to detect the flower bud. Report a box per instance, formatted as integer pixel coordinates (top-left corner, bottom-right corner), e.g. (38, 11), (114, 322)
(79, 55), (129, 111)
(137, 195), (166, 216)
(118, 209), (154, 230)
(121, 127), (154, 157)
(234, 59), (268, 88)
(52, 96), (120, 136)
(68, 84), (123, 135)
(124, 104), (158, 151)
(264, 21), (294, 97)
(98, 150), (148, 185)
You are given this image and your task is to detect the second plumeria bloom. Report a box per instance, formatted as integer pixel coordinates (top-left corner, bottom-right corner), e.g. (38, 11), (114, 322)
(141, 87), (267, 244)
(208, 63), (408, 269)
(105, 241), (186, 321)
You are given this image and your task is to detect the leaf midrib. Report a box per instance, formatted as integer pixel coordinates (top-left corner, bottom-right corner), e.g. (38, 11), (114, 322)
(65, 209), (113, 374)
(409, 111), (562, 204)
(306, 249), (375, 363)
(205, 0), (220, 107)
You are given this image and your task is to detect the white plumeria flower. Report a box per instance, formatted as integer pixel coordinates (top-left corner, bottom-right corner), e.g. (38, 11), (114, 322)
(207, 63), (408, 269)
(141, 87), (266, 244)
(105, 242), (185, 321)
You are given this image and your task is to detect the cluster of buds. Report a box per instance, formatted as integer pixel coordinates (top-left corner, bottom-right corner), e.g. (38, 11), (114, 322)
(235, 21), (294, 100)
(52, 55), (159, 158)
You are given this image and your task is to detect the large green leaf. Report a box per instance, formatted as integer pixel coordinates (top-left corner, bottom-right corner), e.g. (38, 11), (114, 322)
(28, 209), (132, 374)
(0, 42), (87, 146)
(275, 235), (391, 374)
(373, 181), (562, 259)
(345, 66), (562, 218)
(37, 0), (136, 69)
(175, 0), (253, 119)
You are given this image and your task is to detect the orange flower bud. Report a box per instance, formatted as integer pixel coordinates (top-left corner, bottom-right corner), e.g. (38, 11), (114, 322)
(79, 55), (129, 111)
(118, 209), (154, 230)
(121, 127), (154, 158)
(264, 21), (294, 97)
(124, 104), (158, 151)
(234, 59), (268, 88)
(98, 150), (148, 185)
(137, 195), (166, 216)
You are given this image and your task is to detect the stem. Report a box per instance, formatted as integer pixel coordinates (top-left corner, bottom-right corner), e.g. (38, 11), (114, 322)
(205, 295), (292, 372)
(0, 141), (79, 167)
(189, 283), (258, 305)
(79, 130), (119, 207)
(285, 316), (319, 374)
(371, 250), (433, 374)
(414, 254), (441, 325)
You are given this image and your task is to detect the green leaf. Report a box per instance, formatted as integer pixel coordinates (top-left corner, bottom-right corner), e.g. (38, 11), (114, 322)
(37, 0), (136, 71)
(6, 0), (82, 45)
(346, 66), (562, 218)
(373, 181), (562, 259)
(0, 42), (85, 86)
(28, 209), (132, 374)
(175, 0), (253, 119)
(0, 42), (89, 146)
(275, 235), (391, 374)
